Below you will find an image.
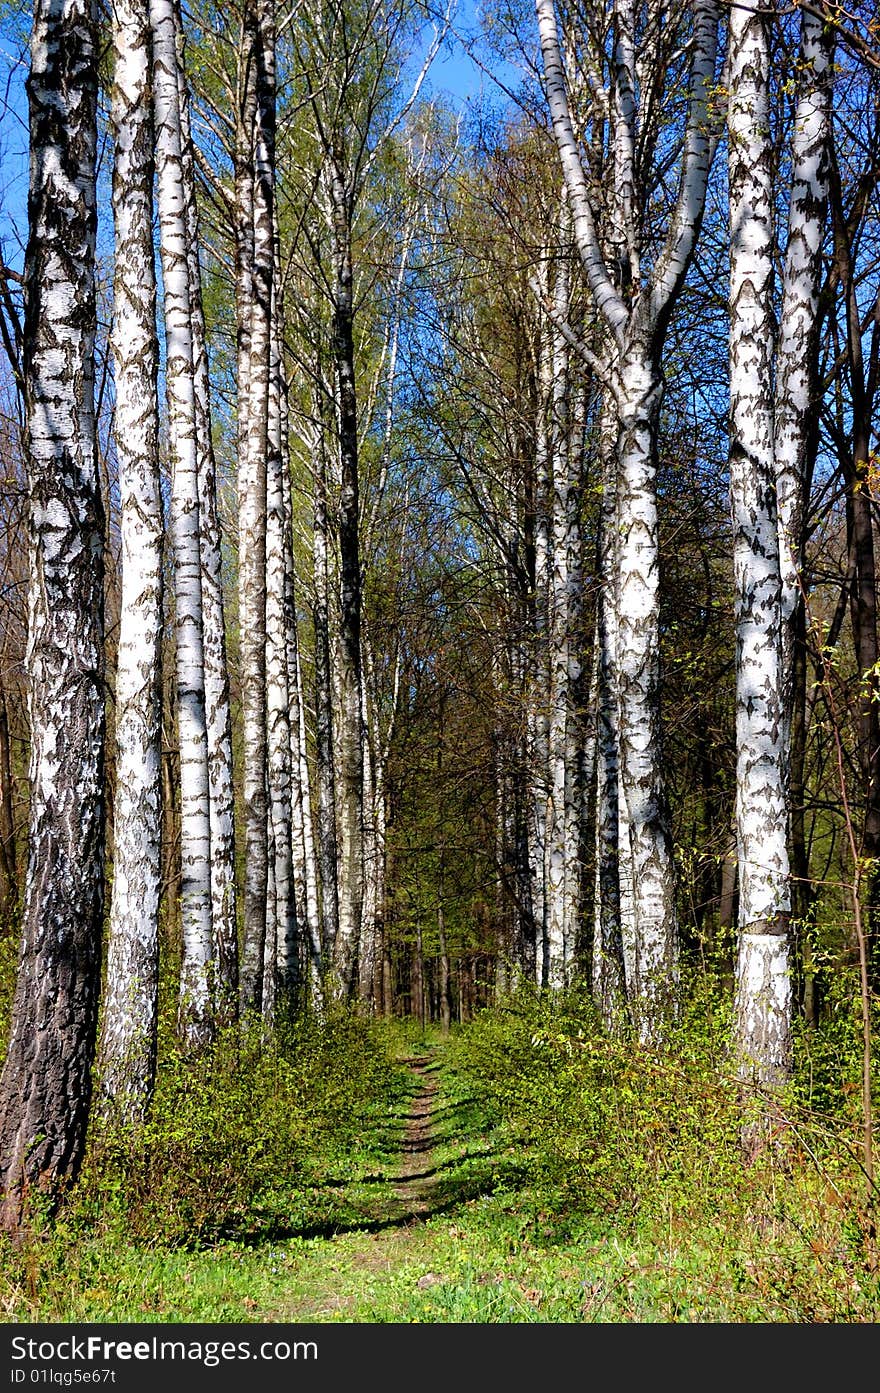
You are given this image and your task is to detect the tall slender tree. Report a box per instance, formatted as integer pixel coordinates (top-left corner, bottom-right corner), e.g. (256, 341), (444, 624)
(0, 0), (103, 1232)
(151, 0), (215, 1047)
(98, 0), (164, 1119)
(536, 0), (721, 1033)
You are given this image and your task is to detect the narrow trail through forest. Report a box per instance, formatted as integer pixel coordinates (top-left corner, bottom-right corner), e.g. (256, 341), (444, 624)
(391, 1053), (442, 1218)
(272, 1045), (479, 1320)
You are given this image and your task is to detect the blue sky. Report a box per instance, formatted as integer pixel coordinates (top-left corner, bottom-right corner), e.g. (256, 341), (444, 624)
(0, 0), (526, 277)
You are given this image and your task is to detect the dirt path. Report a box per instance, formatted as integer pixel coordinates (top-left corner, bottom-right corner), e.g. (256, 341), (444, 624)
(392, 1053), (441, 1217)
(271, 1050), (450, 1319)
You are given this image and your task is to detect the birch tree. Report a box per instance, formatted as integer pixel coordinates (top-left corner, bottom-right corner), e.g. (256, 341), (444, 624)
(98, 0), (164, 1118)
(0, 0), (103, 1231)
(178, 36), (239, 1020)
(536, 0), (721, 1032)
(235, 0), (275, 1016)
(728, 2), (833, 1104)
(151, 0), (215, 1046)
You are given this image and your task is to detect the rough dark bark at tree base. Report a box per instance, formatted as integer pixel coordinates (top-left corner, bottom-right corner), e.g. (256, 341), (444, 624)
(0, 0), (103, 1237)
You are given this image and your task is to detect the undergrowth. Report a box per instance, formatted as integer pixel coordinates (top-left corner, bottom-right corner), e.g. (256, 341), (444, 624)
(0, 966), (877, 1322)
(440, 974), (880, 1320)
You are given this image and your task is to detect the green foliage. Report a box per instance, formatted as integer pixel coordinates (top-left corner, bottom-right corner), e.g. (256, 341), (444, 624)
(445, 980), (745, 1229)
(1, 1000), (878, 1322)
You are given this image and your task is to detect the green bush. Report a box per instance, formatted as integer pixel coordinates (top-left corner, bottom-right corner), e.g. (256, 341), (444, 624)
(73, 1007), (411, 1246)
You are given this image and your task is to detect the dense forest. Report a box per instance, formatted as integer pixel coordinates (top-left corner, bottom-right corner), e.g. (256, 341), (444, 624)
(0, 0), (878, 1324)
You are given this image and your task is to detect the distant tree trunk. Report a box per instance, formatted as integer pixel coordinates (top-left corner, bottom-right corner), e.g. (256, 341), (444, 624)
(312, 389), (340, 960)
(565, 378), (591, 974)
(177, 17), (238, 1021)
(357, 675), (379, 1008)
(545, 226), (571, 990)
(267, 293), (298, 1007)
(0, 691), (17, 925)
(98, 0), (163, 1121)
(152, 0), (214, 1048)
(774, 9), (832, 1019)
(436, 690), (453, 1030)
(236, 2), (274, 1017)
(413, 918), (425, 1028)
(326, 160), (365, 999)
(283, 447), (323, 1000)
(728, 0), (792, 1106)
(827, 144), (880, 984)
(592, 401), (626, 1026)
(0, 0), (103, 1233)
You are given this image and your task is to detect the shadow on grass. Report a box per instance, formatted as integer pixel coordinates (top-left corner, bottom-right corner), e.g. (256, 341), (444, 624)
(217, 1138), (526, 1249)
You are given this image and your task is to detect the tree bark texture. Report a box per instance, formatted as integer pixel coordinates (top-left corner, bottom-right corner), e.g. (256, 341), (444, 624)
(236, 1), (275, 1017)
(98, 0), (163, 1120)
(327, 162), (365, 999)
(728, 0), (792, 1093)
(0, 0), (103, 1232)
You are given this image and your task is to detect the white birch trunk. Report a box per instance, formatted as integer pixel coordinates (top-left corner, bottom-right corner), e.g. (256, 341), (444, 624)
(545, 229), (571, 990)
(177, 20), (238, 1018)
(593, 398), (629, 1021)
(614, 347), (678, 1026)
(312, 389), (341, 959)
(531, 297), (552, 984)
(564, 380), (590, 965)
(536, 0), (720, 1034)
(358, 668), (380, 1007)
(728, 0), (792, 1095)
(775, 11), (833, 767)
(99, 0), (163, 1118)
(267, 285), (297, 1005)
(281, 446), (323, 994)
(151, 0), (213, 1048)
(237, 2), (275, 1016)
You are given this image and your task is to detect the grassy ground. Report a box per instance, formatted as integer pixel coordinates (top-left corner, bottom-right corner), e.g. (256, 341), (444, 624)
(1, 998), (878, 1323)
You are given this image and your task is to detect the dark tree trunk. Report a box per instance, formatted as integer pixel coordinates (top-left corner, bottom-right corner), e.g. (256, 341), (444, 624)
(0, 0), (103, 1235)
(0, 691), (17, 926)
(327, 162), (364, 999)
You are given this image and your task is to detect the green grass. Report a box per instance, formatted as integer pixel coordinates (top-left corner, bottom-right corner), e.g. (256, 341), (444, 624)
(0, 993), (878, 1323)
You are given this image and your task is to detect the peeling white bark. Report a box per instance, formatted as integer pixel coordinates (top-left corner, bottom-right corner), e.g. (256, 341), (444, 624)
(151, 0), (213, 1048)
(775, 10), (833, 767)
(536, 0), (721, 1034)
(177, 31), (238, 1017)
(728, 0), (792, 1091)
(99, 0), (163, 1118)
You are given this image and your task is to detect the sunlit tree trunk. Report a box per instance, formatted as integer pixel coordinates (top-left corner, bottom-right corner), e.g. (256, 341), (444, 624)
(593, 401), (627, 1025)
(774, 10), (833, 1016)
(728, 0), (791, 1101)
(98, 0), (163, 1120)
(530, 298), (551, 984)
(0, 0), (103, 1233)
(151, 0), (213, 1048)
(0, 692), (16, 925)
(536, 0), (719, 1034)
(545, 225), (571, 989)
(564, 378), (590, 973)
(613, 342), (678, 1020)
(236, 1), (275, 1017)
(267, 285), (298, 1007)
(177, 16), (238, 1019)
(281, 451), (323, 1000)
